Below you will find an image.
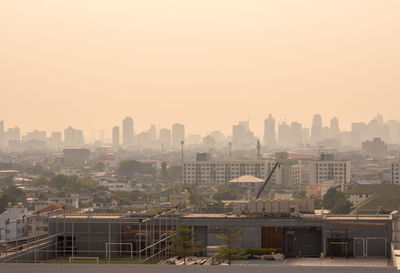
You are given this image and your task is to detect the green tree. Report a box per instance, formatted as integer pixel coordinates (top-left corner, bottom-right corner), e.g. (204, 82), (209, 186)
(117, 160), (155, 176)
(293, 189), (307, 199)
(190, 193), (208, 212)
(216, 228), (244, 265)
(0, 185), (27, 213)
(159, 162), (170, 180)
(168, 166), (183, 180)
(170, 225), (198, 264)
(323, 187), (353, 214)
(213, 185), (237, 201)
(94, 162), (105, 171)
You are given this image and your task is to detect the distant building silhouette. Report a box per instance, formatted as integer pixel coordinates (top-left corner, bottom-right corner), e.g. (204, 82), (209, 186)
(159, 128), (171, 146)
(311, 114), (322, 145)
(122, 116), (134, 146)
(263, 114), (276, 145)
(64, 126), (84, 147)
(112, 126), (120, 147)
(172, 123), (185, 146)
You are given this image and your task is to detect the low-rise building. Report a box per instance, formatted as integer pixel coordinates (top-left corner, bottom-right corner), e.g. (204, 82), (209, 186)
(228, 175), (264, 198)
(169, 190), (190, 207)
(0, 203), (30, 241)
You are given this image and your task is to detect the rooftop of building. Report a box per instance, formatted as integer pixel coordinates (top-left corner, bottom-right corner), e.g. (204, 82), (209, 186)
(228, 175), (264, 183)
(346, 184), (400, 214)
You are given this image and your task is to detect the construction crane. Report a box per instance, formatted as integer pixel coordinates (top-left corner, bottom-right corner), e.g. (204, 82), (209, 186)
(255, 161), (280, 199)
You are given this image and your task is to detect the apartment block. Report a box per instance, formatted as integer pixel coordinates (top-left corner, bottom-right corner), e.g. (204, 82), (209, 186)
(392, 161), (400, 185)
(309, 156), (351, 187)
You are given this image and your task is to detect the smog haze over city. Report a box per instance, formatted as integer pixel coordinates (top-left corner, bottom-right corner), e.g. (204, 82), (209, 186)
(1, 1), (400, 271)
(1, 1), (400, 137)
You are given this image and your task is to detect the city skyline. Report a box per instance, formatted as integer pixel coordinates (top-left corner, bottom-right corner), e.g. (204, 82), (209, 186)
(1, 1), (400, 137)
(0, 113), (398, 139)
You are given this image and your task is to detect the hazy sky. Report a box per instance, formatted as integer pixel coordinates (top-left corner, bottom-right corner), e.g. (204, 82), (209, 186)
(1, 0), (399, 138)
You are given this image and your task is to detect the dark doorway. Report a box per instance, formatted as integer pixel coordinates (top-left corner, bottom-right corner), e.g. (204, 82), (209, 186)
(261, 227), (282, 249)
(286, 232), (295, 254)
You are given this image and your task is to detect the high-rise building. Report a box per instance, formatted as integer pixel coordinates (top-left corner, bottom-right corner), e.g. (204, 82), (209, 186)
(302, 128), (310, 145)
(148, 125), (156, 141)
(99, 130), (105, 142)
(351, 122), (366, 147)
(64, 127), (84, 147)
(112, 126), (120, 147)
(232, 121), (256, 148)
(22, 130), (47, 142)
(122, 117), (134, 146)
(159, 128), (171, 146)
(311, 114), (322, 145)
(172, 123), (185, 146)
(330, 117), (340, 138)
(7, 127), (20, 142)
(0, 120), (4, 147)
(290, 122), (302, 146)
(278, 122), (290, 147)
(49, 131), (62, 149)
(263, 114), (276, 145)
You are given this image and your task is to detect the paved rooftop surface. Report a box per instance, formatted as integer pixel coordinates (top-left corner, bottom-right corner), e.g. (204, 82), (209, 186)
(0, 263), (395, 273)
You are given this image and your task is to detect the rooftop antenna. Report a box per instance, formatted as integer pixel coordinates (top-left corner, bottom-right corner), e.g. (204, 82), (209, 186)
(257, 139), (261, 159)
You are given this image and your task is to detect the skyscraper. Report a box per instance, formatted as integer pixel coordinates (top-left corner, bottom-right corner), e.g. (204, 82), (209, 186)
(263, 114), (276, 145)
(64, 127), (84, 147)
(172, 123), (185, 146)
(311, 114), (322, 145)
(330, 117), (340, 138)
(112, 126), (120, 147)
(278, 122), (290, 147)
(122, 116), (134, 146)
(290, 122), (302, 146)
(148, 124), (156, 140)
(159, 128), (171, 146)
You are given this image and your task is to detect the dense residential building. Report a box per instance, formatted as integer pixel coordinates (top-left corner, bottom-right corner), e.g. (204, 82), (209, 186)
(63, 148), (90, 163)
(122, 116), (134, 146)
(392, 161), (400, 185)
(362, 137), (387, 160)
(183, 158), (299, 188)
(112, 126), (120, 147)
(172, 123), (185, 146)
(309, 154), (351, 188)
(184, 159), (271, 185)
